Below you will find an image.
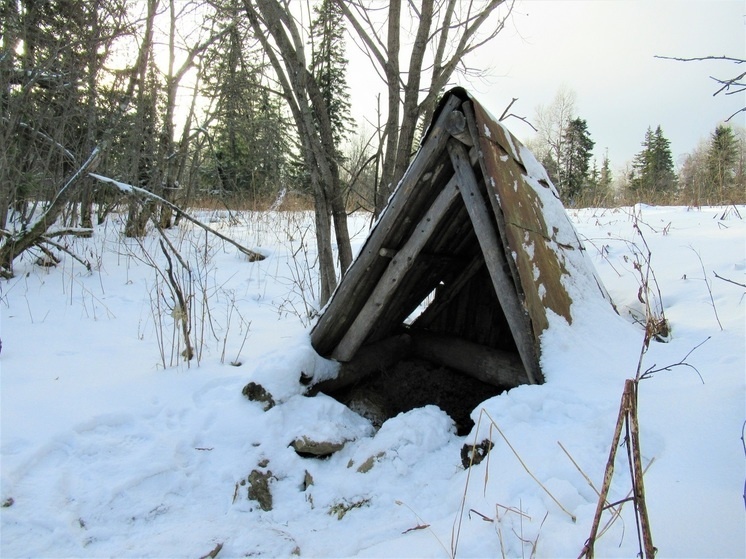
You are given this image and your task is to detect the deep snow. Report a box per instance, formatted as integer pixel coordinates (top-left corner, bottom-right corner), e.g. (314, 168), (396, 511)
(1, 204), (744, 558)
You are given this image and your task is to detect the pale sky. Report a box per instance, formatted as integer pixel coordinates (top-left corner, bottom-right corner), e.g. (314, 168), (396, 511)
(347, 0), (746, 172)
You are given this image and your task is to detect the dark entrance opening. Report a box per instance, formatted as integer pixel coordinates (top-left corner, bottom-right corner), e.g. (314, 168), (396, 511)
(333, 357), (501, 436)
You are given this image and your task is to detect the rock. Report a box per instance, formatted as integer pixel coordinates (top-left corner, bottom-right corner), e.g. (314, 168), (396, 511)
(460, 439), (494, 468)
(354, 452), (386, 473)
(242, 382), (275, 411)
(303, 470), (314, 490)
(290, 436), (345, 458)
(247, 469), (274, 511)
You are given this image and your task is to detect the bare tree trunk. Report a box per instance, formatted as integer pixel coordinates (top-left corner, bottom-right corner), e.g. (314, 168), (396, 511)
(80, 0), (104, 232)
(378, 0), (402, 216)
(125, 0), (159, 238)
(243, 0), (352, 305)
(337, 0), (510, 215)
(0, 0), (19, 231)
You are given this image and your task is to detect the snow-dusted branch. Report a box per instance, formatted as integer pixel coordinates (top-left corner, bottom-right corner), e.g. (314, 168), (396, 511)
(89, 173), (265, 262)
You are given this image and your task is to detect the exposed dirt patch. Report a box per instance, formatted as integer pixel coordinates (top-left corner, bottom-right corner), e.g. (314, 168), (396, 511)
(337, 358), (501, 435)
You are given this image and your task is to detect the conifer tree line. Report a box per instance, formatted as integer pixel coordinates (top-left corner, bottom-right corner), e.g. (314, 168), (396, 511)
(529, 88), (745, 208)
(1, 1), (743, 286)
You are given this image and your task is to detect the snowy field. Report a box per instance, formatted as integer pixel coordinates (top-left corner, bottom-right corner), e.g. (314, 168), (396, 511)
(1, 204), (744, 558)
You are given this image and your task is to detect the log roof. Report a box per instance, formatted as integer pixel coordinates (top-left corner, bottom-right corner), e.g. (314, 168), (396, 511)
(310, 88), (614, 390)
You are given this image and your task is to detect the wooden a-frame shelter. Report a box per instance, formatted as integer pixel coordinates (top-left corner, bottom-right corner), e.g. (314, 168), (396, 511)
(308, 88), (614, 398)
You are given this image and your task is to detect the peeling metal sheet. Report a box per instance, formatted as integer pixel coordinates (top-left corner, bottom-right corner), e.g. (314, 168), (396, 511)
(473, 102), (571, 337)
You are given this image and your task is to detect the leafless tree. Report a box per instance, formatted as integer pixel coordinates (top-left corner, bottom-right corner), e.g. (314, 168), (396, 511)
(0, 0), (157, 276)
(241, 0), (354, 305)
(337, 0), (514, 214)
(655, 55), (746, 122)
(532, 85), (577, 192)
(125, 0), (226, 235)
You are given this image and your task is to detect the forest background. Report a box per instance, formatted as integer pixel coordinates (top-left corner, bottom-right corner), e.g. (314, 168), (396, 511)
(1, 0), (744, 305)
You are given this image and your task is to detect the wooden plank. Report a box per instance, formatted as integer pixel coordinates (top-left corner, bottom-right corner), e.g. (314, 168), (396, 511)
(311, 95), (463, 356)
(371, 200), (479, 340)
(331, 174), (461, 362)
(413, 256), (485, 329)
(410, 331), (529, 388)
(447, 138), (542, 384)
(445, 109), (473, 146)
(470, 100), (577, 340)
(363, 251), (455, 344)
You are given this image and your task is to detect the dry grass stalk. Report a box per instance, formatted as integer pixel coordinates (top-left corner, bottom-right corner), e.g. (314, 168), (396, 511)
(452, 409), (574, 559)
(579, 379), (655, 559)
(394, 500), (450, 558)
(481, 409), (576, 523)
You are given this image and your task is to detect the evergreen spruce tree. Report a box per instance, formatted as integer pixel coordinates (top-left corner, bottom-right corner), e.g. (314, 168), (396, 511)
(559, 117), (595, 204)
(707, 124), (738, 199)
(310, 0), (354, 155)
(202, 17), (291, 201)
(630, 125), (676, 200)
(540, 152), (560, 188)
(599, 150), (613, 195)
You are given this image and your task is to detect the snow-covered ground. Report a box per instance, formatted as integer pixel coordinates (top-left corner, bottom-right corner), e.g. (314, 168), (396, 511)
(1, 205), (744, 558)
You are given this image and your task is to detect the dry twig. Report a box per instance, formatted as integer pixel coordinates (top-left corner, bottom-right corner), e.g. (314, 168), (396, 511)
(198, 542), (223, 559)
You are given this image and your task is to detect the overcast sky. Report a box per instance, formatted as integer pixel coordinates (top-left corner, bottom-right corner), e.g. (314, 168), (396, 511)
(348, 0), (745, 172)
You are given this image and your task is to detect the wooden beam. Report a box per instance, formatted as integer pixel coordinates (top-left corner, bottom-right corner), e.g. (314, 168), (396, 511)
(311, 95), (463, 355)
(308, 334), (412, 395)
(413, 256), (485, 328)
(331, 175), (461, 362)
(445, 109), (474, 146)
(447, 138), (542, 385)
(410, 332), (529, 388)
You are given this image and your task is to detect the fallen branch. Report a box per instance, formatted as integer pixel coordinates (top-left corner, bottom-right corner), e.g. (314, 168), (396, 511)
(198, 542), (223, 559)
(89, 173), (265, 262)
(44, 227), (94, 239)
(713, 271), (746, 289)
(37, 236), (92, 272)
(0, 147), (103, 276)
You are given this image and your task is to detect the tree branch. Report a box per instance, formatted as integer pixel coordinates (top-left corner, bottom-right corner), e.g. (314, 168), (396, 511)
(654, 54), (745, 121)
(89, 174), (265, 261)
